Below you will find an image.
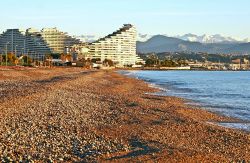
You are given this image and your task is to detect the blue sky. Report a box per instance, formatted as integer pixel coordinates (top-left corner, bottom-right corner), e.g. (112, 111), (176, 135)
(1, 0), (250, 39)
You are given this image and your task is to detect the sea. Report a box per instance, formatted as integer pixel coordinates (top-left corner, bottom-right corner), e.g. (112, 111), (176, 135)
(121, 70), (250, 131)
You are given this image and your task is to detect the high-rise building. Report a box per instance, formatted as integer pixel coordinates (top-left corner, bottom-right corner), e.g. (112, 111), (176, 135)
(40, 28), (81, 54)
(0, 29), (52, 59)
(0, 29), (26, 55)
(88, 24), (143, 67)
(65, 43), (91, 61)
(0, 25), (144, 66)
(0, 28), (81, 59)
(26, 28), (52, 57)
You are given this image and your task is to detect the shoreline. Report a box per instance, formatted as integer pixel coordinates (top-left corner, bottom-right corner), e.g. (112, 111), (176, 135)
(118, 67), (250, 71)
(120, 69), (250, 132)
(0, 68), (249, 162)
(149, 82), (250, 132)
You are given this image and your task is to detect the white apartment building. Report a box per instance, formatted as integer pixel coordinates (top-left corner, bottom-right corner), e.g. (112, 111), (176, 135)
(65, 43), (91, 61)
(0, 29), (52, 58)
(0, 25), (144, 66)
(40, 28), (80, 54)
(88, 24), (143, 67)
(0, 28), (81, 58)
(0, 29), (26, 55)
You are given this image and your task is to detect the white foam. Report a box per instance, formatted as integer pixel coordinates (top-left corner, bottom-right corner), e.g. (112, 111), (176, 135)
(218, 122), (250, 132)
(148, 83), (168, 92)
(208, 122), (250, 132)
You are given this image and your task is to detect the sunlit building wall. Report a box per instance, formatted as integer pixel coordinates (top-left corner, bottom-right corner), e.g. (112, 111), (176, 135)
(88, 24), (143, 67)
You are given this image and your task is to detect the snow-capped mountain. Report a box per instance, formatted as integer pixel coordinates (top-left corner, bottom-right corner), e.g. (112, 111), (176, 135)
(137, 33), (154, 42)
(74, 33), (156, 42)
(74, 33), (155, 42)
(137, 35), (250, 54)
(73, 35), (101, 43)
(138, 33), (250, 44)
(74, 33), (250, 44)
(176, 33), (242, 44)
(243, 38), (250, 43)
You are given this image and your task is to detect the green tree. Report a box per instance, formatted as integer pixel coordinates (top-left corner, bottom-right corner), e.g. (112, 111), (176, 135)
(103, 59), (114, 67)
(161, 60), (178, 67)
(91, 58), (101, 63)
(145, 58), (154, 66)
(51, 53), (61, 59)
(22, 56), (32, 66)
(0, 55), (3, 63)
(145, 58), (159, 67)
(7, 53), (17, 63)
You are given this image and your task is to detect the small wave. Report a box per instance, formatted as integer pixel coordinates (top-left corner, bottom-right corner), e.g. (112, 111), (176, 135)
(121, 70), (250, 125)
(218, 122), (250, 132)
(148, 83), (169, 92)
(117, 70), (139, 76)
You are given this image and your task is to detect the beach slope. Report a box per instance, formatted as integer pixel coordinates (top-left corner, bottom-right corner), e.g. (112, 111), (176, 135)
(0, 68), (249, 162)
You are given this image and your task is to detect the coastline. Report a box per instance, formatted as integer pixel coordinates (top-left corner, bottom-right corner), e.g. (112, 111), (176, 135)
(0, 68), (249, 162)
(118, 67), (250, 72)
(147, 81), (250, 132)
(121, 70), (250, 128)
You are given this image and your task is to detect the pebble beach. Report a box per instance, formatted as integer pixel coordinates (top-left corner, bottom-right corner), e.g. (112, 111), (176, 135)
(0, 67), (249, 162)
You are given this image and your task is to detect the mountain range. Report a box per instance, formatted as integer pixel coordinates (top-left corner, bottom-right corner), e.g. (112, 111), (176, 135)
(138, 33), (250, 44)
(73, 33), (250, 54)
(76, 33), (250, 44)
(176, 34), (246, 44)
(73, 35), (99, 43)
(137, 35), (250, 54)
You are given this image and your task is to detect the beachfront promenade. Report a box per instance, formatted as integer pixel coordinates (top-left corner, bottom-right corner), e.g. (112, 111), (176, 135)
(0, 67), (249, 162)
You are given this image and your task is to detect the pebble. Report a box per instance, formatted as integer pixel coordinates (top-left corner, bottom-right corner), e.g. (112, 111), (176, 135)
(0, 68), (249, 162)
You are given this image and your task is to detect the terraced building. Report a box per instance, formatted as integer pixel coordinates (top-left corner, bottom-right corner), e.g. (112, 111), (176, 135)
(0, 29), (52, 58)
(88, 24), (143, 67)
(40, 28), (81, 54)
(0, 28), (81, 58)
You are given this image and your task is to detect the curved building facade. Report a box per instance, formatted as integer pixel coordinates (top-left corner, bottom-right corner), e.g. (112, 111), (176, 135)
(40, 28), (81, 54)
(0, 28), (81, 58)
(0, 29), (51, 58)
(88, 24), (143, 67)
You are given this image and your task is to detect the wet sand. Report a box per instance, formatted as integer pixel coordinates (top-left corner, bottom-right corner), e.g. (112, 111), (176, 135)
(0, 67), (249, 162)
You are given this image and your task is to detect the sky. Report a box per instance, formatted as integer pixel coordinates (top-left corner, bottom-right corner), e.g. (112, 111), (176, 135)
(0, 0), (250, 39)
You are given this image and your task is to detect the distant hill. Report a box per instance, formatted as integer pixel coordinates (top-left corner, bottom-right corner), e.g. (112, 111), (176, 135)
(137, 35), (250, 54)
(176, 33), (242, 44)
(224, 43), (250, 54)
(138, 33), (250, 43)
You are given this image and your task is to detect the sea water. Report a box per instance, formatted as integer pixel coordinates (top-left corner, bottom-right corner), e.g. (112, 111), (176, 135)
(121, 70), (250, 131)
